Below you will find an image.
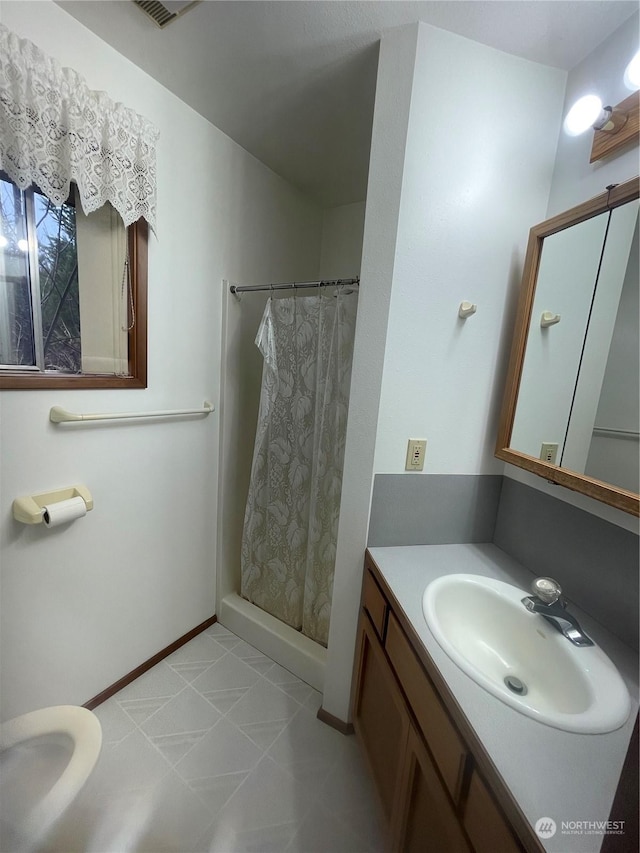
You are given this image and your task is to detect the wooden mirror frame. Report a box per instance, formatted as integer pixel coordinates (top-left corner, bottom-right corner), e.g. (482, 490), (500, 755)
(496, 176), (640, 517)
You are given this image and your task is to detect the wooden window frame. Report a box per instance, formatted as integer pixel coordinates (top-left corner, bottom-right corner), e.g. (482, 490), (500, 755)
(0, 219), (148, 390)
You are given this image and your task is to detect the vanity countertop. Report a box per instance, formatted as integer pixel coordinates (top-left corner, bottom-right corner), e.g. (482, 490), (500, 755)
(367, 543), (639, 853)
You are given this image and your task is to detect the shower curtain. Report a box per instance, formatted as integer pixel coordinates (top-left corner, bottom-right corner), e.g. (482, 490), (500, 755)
(241, 289), (358, 646)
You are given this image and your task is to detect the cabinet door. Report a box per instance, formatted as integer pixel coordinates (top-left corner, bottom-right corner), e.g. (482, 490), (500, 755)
(385, 611), (467, 800)
(393, 725), (472, 853)
(352, 614), (410, 827)
(463, 770), (522, 853)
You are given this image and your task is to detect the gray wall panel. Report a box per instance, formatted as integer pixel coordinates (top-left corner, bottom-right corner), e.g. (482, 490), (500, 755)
(367, 474), (503, 547)
(494, 477), (639, 651)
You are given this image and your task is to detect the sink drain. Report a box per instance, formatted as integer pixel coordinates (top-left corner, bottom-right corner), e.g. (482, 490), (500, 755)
(504, 675), (527, 695)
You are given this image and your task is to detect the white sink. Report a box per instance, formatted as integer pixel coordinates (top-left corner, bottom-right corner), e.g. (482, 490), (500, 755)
(422, 574), (631, 734)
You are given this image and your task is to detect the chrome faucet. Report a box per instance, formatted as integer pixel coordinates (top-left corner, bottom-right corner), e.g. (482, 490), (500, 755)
(522, 577), (594, 647)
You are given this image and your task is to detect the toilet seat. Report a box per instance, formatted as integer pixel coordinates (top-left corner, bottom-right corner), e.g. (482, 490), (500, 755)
(0, 705), (102, 846)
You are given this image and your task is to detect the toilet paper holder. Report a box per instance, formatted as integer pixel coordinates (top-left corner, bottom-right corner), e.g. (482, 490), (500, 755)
(12, 485), (93, 525)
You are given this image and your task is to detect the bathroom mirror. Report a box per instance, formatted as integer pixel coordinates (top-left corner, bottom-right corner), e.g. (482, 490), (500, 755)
(496, 176), (640, 516)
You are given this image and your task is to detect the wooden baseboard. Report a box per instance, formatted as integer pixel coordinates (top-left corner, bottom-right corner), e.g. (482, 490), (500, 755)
(317, 706), (354, 735)
(83, 615), (217, 710)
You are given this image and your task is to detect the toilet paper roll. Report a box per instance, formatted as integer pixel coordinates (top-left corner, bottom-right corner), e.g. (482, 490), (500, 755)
(42, 496), (87, 528)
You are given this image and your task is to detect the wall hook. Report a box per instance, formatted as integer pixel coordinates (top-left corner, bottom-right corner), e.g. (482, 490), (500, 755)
(540, 311), (561, 328)
(458, 301), (477, 319)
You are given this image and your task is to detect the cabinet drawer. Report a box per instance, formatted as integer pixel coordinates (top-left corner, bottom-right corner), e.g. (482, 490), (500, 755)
(363, 569), (387, 640)
(385, 611), (466, 800)
(463, 771), (522, 853)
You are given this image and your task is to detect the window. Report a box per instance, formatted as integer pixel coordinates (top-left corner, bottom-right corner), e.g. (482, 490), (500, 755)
(0, 23), (156, 390)
(0, 173), (147, 389)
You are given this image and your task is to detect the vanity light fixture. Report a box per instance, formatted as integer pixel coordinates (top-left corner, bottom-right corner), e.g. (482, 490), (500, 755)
(624, 49), (640, 90)
(562, 48), (640, 162)
(563, 95), (627, 137)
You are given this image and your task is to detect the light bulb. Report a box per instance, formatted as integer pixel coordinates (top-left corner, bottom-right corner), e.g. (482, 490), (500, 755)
(563, 94), (605, 136)
(0, 235), (7, 249)
(17, 238), (29, 252)
(624, 49), (640, 90)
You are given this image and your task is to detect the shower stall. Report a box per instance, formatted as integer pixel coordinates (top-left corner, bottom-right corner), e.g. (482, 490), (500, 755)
(216, 277), (359, 690)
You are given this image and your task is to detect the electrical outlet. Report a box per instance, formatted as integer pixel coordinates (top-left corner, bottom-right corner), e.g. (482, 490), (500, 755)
(540, 442), (559, 465)
(405, 439), (427, 471)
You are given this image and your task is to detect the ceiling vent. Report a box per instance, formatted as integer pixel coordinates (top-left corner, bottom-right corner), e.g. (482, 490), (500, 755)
(132, 0), (201, 29)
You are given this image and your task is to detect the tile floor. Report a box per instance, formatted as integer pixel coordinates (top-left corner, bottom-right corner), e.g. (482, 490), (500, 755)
(41, 623), (383, 853)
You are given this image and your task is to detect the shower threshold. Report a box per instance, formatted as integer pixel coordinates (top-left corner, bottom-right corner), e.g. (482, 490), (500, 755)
(218, 592), (326, 692)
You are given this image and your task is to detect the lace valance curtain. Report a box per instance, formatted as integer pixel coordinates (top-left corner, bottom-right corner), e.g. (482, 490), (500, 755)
(0, 24), (158, 231)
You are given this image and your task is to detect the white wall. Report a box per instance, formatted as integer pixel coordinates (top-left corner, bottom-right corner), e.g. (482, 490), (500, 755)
(0, 0), (322, 720)
(323, 22), (565, 721)
(504, 11), (640, 533)
(319, 202), (365, 279)
(373, 25), (565, 476)
(324, 24), (420, 722)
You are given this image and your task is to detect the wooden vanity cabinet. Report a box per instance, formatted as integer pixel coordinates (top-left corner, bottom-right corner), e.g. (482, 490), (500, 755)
(385, 610), (467, 800)
(352, 557), (534, 853)
(463, 770), (523, 853)
(354, 614), (410, 824)
(393, 724), (472, 853)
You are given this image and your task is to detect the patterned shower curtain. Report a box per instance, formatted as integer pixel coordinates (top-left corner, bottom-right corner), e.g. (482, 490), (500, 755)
(240, 289), (358, 646)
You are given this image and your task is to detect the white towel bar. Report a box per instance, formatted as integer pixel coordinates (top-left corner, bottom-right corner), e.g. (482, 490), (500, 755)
(50, 402), (214, 423)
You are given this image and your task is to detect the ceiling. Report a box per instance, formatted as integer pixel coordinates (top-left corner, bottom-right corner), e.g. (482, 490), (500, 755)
(54, 1), (638, 208)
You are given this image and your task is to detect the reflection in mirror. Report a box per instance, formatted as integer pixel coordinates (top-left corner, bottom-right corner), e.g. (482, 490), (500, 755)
(511, 203), (639, 492)
(510, 211), (610, 461)
(496, 177), (639, 516)
(582, 207), (639, 493)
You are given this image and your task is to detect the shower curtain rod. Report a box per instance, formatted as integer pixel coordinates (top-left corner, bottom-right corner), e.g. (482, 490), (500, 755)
(229, 277), (359, 297)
